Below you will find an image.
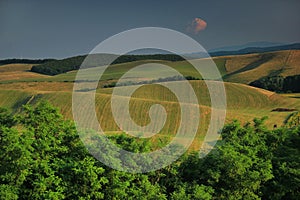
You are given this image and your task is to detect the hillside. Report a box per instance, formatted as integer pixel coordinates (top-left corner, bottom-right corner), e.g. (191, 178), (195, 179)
(1, 50), (300, 150)
(1, 79), (300, 151)
(15, 42), (297, 76)
(209, 42), (300, 57)
(1, 50), (299, 85)
(222, 50), (300, 83)
(30, 54), (185, 75)
(0, 63), (50, 82)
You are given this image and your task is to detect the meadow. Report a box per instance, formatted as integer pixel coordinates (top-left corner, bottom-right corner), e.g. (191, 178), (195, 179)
(1, 50), (300, 150)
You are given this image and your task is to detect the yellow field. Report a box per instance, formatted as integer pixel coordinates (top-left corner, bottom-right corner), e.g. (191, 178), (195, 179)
(1, 80), (299, 150)
(0, 63), (50, 81)
(1, 50), (300, 150)
(223, 50), (300, 83)
(1, 50), (299, 85)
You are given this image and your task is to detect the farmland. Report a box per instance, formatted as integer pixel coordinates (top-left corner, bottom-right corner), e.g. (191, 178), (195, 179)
(1, 51), (300, 151)
(0, 49), (300, 199)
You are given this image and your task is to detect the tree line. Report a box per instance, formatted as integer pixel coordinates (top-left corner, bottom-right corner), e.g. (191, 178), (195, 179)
(103, 75), (201, 88)
(0, 102), (299, 199)
(0, 58), (55, 66)
(30, 54), (185, 76)
(250, 74), (300, 93)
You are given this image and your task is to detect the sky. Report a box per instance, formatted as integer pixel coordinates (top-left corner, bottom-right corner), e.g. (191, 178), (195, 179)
(0, 0), (300, 59)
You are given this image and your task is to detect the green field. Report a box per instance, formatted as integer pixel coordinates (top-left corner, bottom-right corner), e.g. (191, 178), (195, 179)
(1, 82), (299, 150)
(1, 50), (300, 150)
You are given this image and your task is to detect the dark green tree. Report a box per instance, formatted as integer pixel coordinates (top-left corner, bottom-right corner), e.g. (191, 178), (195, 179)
(262, 126), (300, 199)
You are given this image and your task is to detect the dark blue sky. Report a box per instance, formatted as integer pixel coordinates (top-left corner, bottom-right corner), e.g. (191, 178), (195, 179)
(1, 0), (299, 59)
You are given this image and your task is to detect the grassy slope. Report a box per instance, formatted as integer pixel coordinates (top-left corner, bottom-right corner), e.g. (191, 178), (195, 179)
(1, 50), (300, 150)
(0, 58), (226, 83)
(222, 50), (300, 83)
(1, 50), (299, 84)
(0, 63), (49, 82)
(1, 80), (300, 151)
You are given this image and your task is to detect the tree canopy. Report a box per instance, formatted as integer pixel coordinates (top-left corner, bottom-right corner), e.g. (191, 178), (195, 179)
(0, 102), (299, 199)
(250, 74), (300, 93)
(30, 54), (185, 76)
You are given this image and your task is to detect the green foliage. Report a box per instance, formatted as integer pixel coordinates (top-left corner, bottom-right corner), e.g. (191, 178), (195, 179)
(0, 58), (54, 66)
(250, 76), (285, 92)
(0, 103), (299, 199)
(0, 108), (15, 127)
(283, 75), (300, 92)
(31, 56), (86, 75)
(103, 75), (201, 88)
(263, 126), (300, 199)
(178, 118), (299, 199)
(0, 102), (106, 199)
(170, 183), (213, 200)
(250, 74), (300, 93)
(285, 111), (300, 128)
(31, 54), (185, 76)
(0, 102), (167, 199)
(0, 184), (19, 200)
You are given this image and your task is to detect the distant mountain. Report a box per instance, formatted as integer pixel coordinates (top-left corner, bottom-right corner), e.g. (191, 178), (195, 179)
(209, 43), (300, 57)
(127, 48), (172, 55)
(2, 43), (300, 76)
(183, 43), (300, 59)
(209, 41), (285, 52)
(112, 42), (289, 56)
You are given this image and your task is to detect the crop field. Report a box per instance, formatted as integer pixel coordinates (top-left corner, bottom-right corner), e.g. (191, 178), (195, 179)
(0, 63), (49, 82)
(1, 82), (300, 151)
(223, 50), (300, 83)
(1, 50), (300, 150)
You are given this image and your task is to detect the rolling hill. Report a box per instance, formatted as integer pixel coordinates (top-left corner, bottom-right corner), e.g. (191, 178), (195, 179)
(13, 42), (297, 76)
(0, 79), (300, 150)
(222, 50), (300, 83)
(208, 43), (300, 57)
(209, 41), (285, 52)
(1, 49), (299, 85)
(1, 49), (300, 150)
